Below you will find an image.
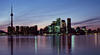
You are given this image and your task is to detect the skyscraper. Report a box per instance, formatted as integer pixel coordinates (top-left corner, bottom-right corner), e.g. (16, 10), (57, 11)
(56, 18), (61, 27)
(15, 26), (20, 34)
(56, 18), (61, 33)
(61, 20), (66, 33)
(67, 18), (71, 33)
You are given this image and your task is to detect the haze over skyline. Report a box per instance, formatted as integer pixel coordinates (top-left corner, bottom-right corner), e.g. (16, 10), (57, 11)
(0, 0), (100, 30)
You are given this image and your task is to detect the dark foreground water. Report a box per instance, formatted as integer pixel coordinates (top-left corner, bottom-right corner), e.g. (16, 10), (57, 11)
(0, 34), (100, 55)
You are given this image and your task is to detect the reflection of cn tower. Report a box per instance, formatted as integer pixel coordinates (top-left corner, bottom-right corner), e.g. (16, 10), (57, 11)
(67, 35), (72, 55)
(11, 36), (13, 55)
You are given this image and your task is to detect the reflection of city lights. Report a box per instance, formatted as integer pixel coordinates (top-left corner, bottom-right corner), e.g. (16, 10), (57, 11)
(56, 36), (60, 55)
(72, 35), (75, 50)
(35, 36), (37, 54)
(94, 33), (97, 47)
(42, 36), (46, 47)
(58, 47), (60, 55)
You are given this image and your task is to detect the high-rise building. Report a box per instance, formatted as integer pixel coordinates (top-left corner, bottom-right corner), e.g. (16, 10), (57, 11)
(16, 26), (20, 34)
(67, 18), (71, 33)
(20, 26), (24, 35)
(39, 28), (44, 35)
(29, 25), (38, 35)
(56, 18), (61, 27)
(48, 25), (52, 34)
(82, 26), (87, 32)
(34, 25), (38, 35)
(56, 18), (62, 33)
(8, 26), (15, 35)
(55, 26), (60, 33)
(61, 20), (66, 33)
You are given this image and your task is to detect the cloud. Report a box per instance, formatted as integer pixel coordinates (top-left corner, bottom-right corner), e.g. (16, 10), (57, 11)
(72, 17), (100, 25)
(0, 23), (10, 29)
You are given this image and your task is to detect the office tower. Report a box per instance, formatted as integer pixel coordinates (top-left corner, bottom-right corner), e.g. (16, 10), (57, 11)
(29, 25), (38, 35)
(67, 18), (71, 33)
(56, 18), (61, 33)
(48, 25), (52, 34)
(20, 26), (24, 35)
(51, 21), (56, 33)
(25, 26), (30, 35)
(56, 18), (61, 27)
(34, 25), (38, 35)
(8, 26), (15, 35)
(43, 26), (49, 34)
(61, 20), (66, 33)
(82, 26), (87, 32)
(55, 25), (60, 33)
(76, 27), (85, 35)
(40, 28), (43, 35)
(16, 26), (19, 34)
(8, 26), (12, 35)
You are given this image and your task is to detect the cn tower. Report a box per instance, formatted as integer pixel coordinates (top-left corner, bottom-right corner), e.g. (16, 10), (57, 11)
(10, 0), (14, 35)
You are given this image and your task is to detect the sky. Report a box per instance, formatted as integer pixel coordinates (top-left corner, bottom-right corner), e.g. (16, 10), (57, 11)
(0, 0), (100, 31)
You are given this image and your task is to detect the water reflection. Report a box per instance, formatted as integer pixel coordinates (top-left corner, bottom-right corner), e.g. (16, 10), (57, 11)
(8, 36), (14, 55)
(67, 35), (72, 55)
(11, 36), (13, 55)
(0, 34), (100, 55)
(94, 33), (98, 47)
(52, 35), (72, 55)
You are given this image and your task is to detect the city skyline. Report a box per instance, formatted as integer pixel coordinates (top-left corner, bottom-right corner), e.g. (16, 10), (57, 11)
(0, 0), (100, 55)
(0, 0), (100, 31)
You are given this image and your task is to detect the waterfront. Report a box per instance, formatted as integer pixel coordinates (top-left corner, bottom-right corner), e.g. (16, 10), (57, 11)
(0, 34), (100, 55)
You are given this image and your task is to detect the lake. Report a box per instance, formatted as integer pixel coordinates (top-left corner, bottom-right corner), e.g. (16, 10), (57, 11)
(0, 34), (100, 55)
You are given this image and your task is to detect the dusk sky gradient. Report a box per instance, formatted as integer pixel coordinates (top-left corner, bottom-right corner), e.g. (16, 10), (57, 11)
(0, 0), (100, 30)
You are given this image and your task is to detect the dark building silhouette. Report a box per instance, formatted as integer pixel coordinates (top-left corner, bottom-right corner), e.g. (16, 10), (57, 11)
(52, 21), (57, 34)
(61, 20), (66, 34)
(56, 18), (61, 26)
(8, 25), (38, 35)
(87, 29), (92, 34)
(20, 26), (29, 35)
(43, 26), (49, 34)
(39, 28), (44, 35)
(8, 26), (15, 35)
(29, 25), (38, 35)
(76, 27), (85, 35)
(71, 28), (76, 35)
(15, 26), (20, 35)
(67, 18), (71, 34)
(97, 28), (100, 33)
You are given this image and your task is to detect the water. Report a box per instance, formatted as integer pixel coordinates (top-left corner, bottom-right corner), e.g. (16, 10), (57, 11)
(0, 34), (100, 55)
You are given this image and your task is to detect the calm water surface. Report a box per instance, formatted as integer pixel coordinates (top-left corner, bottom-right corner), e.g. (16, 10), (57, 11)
(0, 34), (100, 55)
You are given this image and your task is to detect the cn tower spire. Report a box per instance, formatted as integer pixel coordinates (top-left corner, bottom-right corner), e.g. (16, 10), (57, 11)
(10, 0), (13, 27)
